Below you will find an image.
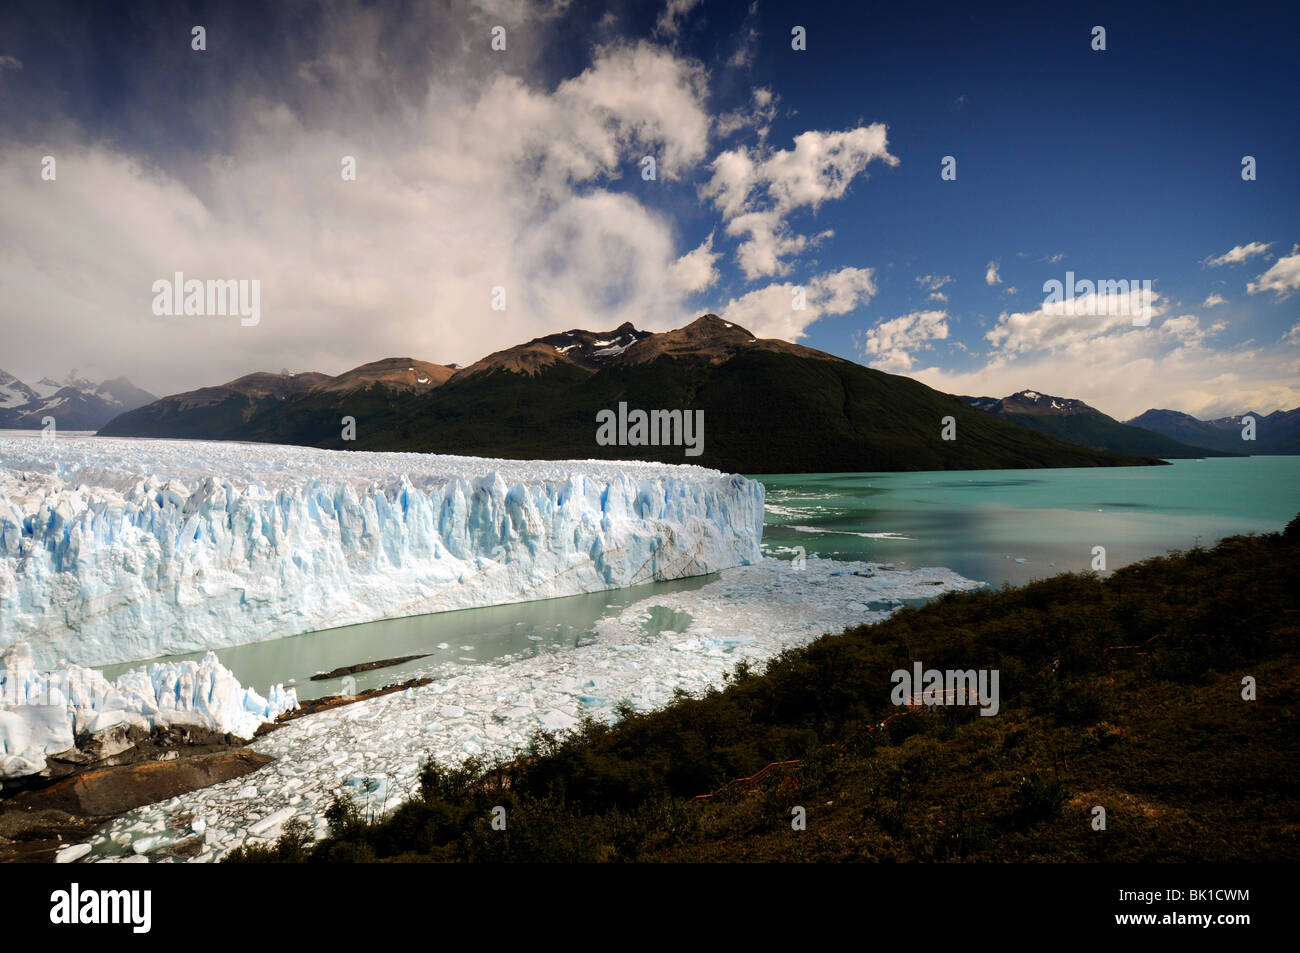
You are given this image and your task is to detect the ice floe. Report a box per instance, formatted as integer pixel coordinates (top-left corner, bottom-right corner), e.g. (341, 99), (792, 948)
(77, 556), (980, 862)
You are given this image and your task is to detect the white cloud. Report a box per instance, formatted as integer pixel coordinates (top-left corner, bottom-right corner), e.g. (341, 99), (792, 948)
(668, 233), (721, 292)
(1247, 245), (1300, 299)
(985, 260), (1001, 285)
(726, 4), (760, 69)
(717, 266), (877, 342)
(1203, 293), (1227, 307)
(702, 126), (898, 279)
(654, 0), (703, 38)
(984, 287), (1164, 354)
(0, 36), (718, 393)
(911, 294), (1295, 419)
(715, 87), (778, 142)
(915, 274), (952, 292)
(914, 338), (1299, 421)
(859, 309), (949, 372)
(1160, 313), (1226, 345)
(1204, 242), (1272, 267)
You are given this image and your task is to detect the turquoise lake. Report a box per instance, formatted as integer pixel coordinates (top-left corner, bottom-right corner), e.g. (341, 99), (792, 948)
(759, 456), (1300, 590)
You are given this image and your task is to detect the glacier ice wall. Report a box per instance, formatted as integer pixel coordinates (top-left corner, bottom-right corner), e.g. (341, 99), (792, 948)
(0, 640), (298, 779)
(0, 435), (765, 668)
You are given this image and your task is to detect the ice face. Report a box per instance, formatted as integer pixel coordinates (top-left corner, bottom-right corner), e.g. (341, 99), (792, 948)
(0, 434), (765, 669)
(0, 641), (297, 779)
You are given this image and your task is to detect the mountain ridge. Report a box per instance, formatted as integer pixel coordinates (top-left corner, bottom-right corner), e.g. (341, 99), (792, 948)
(99, 316), (1167, 473)
(1125, 406), (1300, 454)
(959, 389), (1238, 458)
(0, 370), (157, 431)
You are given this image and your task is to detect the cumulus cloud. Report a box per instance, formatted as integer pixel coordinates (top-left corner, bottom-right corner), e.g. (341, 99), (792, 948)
(1160, 313), (1226, 345)
(717, 266), (877, 342)
(915, 337), (1299, 421)
(984, 286), (1164, 354)
(702, 126), (898, 279)
(1204, 241), (1272, 267)
(859, 310), (950, 372)
(1203, 293), (1227, 307)
(1247, 244), (1300, 299)
(668, 233), (721, 293)
(985, 260), (1001, 285)
(0, 22), (723, 393)
(910, 294), (1295, 419)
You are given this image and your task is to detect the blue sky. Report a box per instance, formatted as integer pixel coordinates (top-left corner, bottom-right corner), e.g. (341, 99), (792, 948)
(1, 0), (1297, 417)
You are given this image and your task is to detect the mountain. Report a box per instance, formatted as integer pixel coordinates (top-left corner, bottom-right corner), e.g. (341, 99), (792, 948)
(101, 316), (1167, 473)
(0, 370), (157, 431)
(1126, 407), (1300, 455)
(0, 369), (39, 409)
(99, 362), (455, 443)
(959, 390), (1236, 458)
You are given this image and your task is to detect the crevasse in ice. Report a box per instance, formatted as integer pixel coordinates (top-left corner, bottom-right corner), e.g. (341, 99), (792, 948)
(0, 435), (766, 669)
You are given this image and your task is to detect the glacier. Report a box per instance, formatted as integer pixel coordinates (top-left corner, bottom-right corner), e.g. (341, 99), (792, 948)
(0, 433), (765, 669)
(0, 641), (297, 779)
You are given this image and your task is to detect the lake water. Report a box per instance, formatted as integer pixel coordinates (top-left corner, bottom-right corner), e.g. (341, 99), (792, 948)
(99, 456), (1300, 698)
(761, 456), (1300, 591)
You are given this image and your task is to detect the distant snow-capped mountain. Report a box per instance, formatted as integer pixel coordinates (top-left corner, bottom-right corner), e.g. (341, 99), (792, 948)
(0, 369), (157, 430)
(0, 369), (39, 409)
(959, 389), (1238, 458)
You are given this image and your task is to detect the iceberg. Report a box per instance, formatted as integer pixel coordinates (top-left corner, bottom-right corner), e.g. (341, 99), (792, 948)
(0, 434), (765, 668)
(0, 641), (298, 779)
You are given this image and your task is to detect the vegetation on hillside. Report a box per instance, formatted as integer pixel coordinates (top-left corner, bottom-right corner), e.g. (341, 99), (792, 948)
(227, 516), (1300, 863)
(108, 350), (1165, 473)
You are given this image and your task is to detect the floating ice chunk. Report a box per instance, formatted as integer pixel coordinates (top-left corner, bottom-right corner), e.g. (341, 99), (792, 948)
(0, 641), (298, 778)
(539, 710), (579, 733)
(248, 807), (296, 836)
(55, 843), (92, 864)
